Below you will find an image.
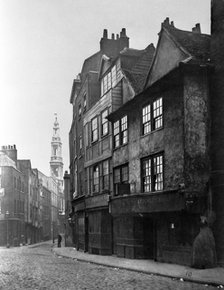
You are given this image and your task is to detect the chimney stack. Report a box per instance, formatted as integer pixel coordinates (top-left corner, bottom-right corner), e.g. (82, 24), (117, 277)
(0, 145), (17, 163)
(100, 28), (129, 57)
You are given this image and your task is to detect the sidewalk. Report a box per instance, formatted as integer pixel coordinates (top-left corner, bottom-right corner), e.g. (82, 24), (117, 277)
(53, 246), (224, 287)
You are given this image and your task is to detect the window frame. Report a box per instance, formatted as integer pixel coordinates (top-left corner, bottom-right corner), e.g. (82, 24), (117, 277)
(91, 116), (98, 143)
(113, 115), (128, 149)
(142, 97), (163, 135)
(93, 164), (100, 193)
(101, 109), (109, 137)
(113, 164), (129, 186)
(102, 160), (110, 190)
(101, 72), (112, 96)
(141, 153), (164, 192)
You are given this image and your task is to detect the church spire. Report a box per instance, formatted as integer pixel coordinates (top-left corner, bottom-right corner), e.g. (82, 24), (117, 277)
(50, 113), (63, 185)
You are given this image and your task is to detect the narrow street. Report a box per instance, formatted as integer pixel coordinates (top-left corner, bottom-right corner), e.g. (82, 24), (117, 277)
(0, 243), (216, 290)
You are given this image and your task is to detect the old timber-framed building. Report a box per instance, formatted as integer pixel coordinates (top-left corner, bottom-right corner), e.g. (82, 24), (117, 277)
(68, 3), (224, 266)
(108, 19), (210, 265)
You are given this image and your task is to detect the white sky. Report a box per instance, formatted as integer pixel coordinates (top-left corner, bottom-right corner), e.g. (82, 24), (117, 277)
(0, 0), (210, 176)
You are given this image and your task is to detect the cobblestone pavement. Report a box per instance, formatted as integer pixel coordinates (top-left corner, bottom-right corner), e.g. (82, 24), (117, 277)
(0, 244), (217, 290)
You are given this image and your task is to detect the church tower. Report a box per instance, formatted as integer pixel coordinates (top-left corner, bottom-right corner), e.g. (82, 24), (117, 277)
(50, 113), (63, 189)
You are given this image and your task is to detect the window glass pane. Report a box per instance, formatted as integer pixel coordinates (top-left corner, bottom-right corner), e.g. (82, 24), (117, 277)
(142, 104), (151, 135)
(91, 117), (98, 142)
(121, 165), (128, 183)
(114, 168), (120, 184)
(113, 120), (120, 147)
(154, 155), (163, 191)
(111, 65), (116, 87)
(153, 98), (163, 130)
(102, 109), (108, 136)
(93, 165), (99, 192)
(102, 160), (109, 190)
(142, 159), (151, 192)
(121, 115), (128, 145)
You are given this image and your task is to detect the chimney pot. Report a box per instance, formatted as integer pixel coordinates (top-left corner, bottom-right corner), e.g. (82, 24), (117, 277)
(116, 34), (119, 39)
(111, 33), (115, 39)
(103, 29), (108, 39)
(121, 28), (126, 37)
(171, 21), (174, 27)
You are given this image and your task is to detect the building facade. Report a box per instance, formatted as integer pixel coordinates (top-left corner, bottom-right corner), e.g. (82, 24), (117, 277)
(69, 29), (131, 252)
(67, 2), (224, 267)
(0, 146), (30, 246)
(108, 19), (210, 265)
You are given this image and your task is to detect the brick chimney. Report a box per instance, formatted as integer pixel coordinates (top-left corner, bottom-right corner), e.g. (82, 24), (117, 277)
(210, 0), (224, 264)
(1, 145), (17, 163)
(100, 28), (129, 57)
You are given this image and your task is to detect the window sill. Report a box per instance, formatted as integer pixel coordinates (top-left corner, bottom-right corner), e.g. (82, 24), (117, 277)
(91, 139), (99, 145)
(141, 126), (163, 138)
(101, 133), (110, 140)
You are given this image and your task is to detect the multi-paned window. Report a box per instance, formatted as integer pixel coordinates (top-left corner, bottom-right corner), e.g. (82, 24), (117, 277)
(91, 117), (98, 142)
(113, 120), (120, 148)
(111, 62), (121, 87)
(142, 154), (163, 192)
(114, 164), (129, 195)
(153, 98), (163, 129)
(93, 165), (99, 193)
(102, 160), (109, 190)
(101, 109), (109, 136)
(142, 98), (163, 135)
(101, 72), (112, 96)
(113, 115), (128, 148)
(142, 104), (151, 135)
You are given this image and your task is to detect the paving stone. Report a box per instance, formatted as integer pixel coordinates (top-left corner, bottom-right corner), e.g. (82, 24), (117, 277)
(0, 244), (216, 289)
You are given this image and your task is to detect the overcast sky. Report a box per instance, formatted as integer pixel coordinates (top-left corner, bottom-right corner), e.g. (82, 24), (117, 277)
(0, 0), (210, 176)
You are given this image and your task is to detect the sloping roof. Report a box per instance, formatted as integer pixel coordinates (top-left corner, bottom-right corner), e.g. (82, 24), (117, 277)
(165, 24), (210, 64)
(0, 153), (16, 169)
(121, 44), (155, 93)
(81, 51), (103, 80)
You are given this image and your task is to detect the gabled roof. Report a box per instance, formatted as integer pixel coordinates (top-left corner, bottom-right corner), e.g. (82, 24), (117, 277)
(121, 44), (155, 93)
(145, 19), (210, 88)
(0, 153), (16, 169)
(165, 24), (210, 64)
(81, 51), (103, 80)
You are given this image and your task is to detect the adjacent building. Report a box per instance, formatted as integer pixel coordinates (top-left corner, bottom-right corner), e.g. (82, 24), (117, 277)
(0, 146), (26, 246)
(0, 115), (65, 246)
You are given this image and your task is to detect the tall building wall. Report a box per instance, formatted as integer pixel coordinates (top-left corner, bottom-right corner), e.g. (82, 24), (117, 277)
(211, 0), (224, 264)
